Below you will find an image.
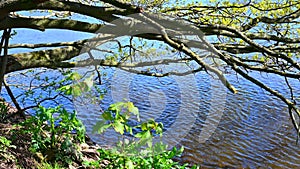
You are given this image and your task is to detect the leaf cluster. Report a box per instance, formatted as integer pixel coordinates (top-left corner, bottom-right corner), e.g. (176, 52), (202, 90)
(84, 146), (199, 169)
(57, 72), (94, 97)
(20, 106), (86, 164)
(90, 101), (199, 169)
(0, 136), (16, 162)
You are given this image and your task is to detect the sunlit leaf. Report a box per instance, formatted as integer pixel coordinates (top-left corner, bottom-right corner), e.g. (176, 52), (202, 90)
(92, 120), (111, 134)
(113, 121), (125, 135)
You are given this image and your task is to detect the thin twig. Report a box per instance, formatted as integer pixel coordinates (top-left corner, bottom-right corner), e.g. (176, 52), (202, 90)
(3, 80), (25, 118)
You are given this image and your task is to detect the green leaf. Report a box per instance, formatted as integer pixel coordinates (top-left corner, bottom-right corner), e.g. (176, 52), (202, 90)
(92, 120), (111, 134)
(57, 85), (72, 95)
(124, 125), (133, 135)
(72, 84), (82, 96)
(109, 102), (123, 112)
(69, 72), (81, 80)
(113, 121), (125, 135)
(102, 111), (113, 121)
(125, 159), (134, 169)
(135, 130), (151, 139)
(127, 102), (140, 121)
(141, 122), (148, 131)
(156, 123), (164, 135)
(137, 130), (152, 147)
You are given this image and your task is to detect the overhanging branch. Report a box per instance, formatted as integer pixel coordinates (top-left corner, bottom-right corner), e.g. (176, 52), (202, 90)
(0, 16), (103, 32)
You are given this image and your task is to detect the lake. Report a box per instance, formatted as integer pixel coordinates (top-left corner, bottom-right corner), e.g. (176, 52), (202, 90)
(3, 26), (300, 168)
(75, 69), (300, 169)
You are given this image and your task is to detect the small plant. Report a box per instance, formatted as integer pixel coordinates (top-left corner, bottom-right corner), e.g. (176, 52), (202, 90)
(0, 136), (16, 161)
(37, 162), (65, 169)
(92, 101), (165, 155)
(85, 146), (189, 169)
(20, 106), (86, 164)
(0, 101), (9, 122)
(86, 101), (199, 169)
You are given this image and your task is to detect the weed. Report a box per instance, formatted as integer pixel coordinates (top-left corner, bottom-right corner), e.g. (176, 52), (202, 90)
(20, 106), (86, 165)
(85, 101), (199, 169)
(0, 136), (16, 162)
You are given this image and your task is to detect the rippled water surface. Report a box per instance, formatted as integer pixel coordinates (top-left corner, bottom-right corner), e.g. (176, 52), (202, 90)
(74, 70), (300, 169)
(4, 27), (300, 169)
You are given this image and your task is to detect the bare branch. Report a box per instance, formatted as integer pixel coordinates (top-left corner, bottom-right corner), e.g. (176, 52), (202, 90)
(0, 28), (11, 92)
(0, 16), (103, 32)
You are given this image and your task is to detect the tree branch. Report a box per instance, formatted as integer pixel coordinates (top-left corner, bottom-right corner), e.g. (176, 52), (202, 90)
(135, 12), (238, 94)
(0, 16), (103, 32)
(0, 28), (11, 92)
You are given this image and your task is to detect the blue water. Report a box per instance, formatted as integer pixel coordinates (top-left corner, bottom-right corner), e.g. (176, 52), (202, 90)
(2, 25), (300, 169)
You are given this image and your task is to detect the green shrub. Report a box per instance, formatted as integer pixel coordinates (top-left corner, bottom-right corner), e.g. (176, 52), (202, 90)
(85, 101), (199, 169)
(20, 106), (85, 164)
